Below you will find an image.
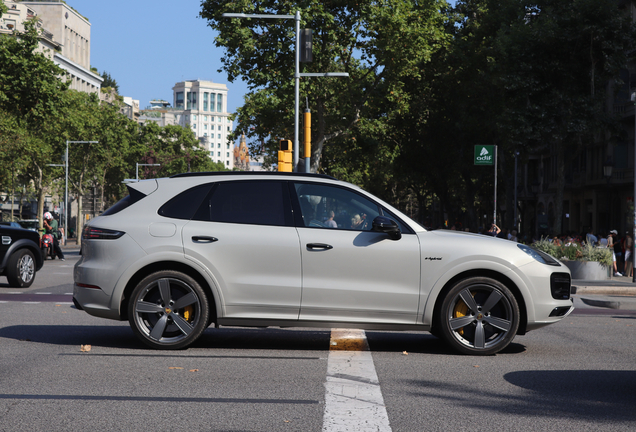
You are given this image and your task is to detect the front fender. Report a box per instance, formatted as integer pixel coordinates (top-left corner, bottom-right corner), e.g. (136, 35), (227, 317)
(420, 257), (537, 327)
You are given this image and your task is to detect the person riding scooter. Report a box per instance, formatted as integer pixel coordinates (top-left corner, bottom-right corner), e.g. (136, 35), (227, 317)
(43, 212), (65, 261)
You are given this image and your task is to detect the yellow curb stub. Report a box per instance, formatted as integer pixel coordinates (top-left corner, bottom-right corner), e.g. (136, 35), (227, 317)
(329, 329), (369, 351)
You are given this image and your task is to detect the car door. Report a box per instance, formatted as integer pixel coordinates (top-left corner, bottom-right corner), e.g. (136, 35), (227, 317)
(292, 182), (421, 324)
(182, 180), (302, 320)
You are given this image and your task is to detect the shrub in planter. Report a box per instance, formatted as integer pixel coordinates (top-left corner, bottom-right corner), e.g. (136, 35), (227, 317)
(531, 238), (612, 267)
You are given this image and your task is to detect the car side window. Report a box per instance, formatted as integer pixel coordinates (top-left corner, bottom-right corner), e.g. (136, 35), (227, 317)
(193, 180), (290, 226)
(293, 183), (381, 231)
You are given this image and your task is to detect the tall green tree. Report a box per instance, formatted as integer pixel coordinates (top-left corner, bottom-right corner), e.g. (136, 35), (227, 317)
(100, 71), (119, 93)
(492, 0), (636, 234)
(201, 0), (450, 176)
(133, 122), (224, 179)
(0, 18), (69, 227)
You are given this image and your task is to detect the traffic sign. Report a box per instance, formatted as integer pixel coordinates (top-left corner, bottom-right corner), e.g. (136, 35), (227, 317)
(474, 145), (495, 166)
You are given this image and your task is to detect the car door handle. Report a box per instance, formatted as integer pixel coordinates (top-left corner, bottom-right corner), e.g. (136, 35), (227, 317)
(307, 243), (333, 250)
(192, 236), (218, 243)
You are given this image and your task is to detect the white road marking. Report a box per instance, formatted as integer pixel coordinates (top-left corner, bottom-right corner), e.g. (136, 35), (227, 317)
(322, 329), (392, 432)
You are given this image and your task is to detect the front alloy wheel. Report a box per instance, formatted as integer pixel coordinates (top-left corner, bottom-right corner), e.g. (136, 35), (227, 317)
(6, 249), (36, 288)
(439, 277), (519, 355)
(128, 271), (210, 349)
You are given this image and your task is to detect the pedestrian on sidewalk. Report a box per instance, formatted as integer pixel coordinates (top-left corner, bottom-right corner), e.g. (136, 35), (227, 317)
(608, 230), (621, 277)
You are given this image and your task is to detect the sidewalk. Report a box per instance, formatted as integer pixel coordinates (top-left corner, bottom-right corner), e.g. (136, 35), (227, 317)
(573, 275), (636, 310)
(572, 275), (636, 295)
(60, 238), (79, 250)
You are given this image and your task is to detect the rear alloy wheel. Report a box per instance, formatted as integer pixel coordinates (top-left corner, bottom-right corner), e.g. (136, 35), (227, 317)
(6, 249), (36, 288)
(128, 271), (209, 349)
(439, 277), (519, 355)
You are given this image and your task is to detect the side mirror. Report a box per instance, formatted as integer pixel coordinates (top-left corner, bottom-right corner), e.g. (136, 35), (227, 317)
(372, 216), (401, 240)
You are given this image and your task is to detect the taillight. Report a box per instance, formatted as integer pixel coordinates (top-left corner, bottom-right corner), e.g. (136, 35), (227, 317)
(82, 225), (125, 240)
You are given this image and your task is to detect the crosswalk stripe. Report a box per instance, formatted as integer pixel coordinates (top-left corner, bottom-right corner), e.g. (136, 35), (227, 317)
(322, 329), (392, 432)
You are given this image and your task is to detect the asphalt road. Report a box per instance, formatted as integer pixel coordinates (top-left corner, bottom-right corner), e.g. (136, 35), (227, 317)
(0, 252), (634, 431)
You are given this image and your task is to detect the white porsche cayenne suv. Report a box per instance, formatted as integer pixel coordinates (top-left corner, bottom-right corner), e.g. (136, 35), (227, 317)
(73, 172), (574, 355)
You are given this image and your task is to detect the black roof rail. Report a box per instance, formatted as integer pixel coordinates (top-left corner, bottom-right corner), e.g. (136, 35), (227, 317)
(170, 171), (336, 180)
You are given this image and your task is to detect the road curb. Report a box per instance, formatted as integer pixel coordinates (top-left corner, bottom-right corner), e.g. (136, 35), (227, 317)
(573, 286), (636, 295)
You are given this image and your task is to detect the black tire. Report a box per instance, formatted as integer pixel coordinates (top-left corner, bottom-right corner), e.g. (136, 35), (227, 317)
(6, 249), (36, 288)
(437, 277), (519, 355)
(128, 270), (210, 350)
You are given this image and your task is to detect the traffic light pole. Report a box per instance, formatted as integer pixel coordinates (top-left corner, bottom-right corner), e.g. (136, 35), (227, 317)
(222, 11), (348, 173)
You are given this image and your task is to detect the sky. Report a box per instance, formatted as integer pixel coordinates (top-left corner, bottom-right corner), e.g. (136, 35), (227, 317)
(67, 0), (249, 114)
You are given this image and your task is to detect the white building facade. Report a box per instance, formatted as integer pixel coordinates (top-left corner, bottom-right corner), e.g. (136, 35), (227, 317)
(18, 1), (102, 94)
(173, 80), (234, 169)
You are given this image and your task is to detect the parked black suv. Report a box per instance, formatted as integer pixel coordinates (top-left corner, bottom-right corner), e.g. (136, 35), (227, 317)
(0, 225), (43, 287)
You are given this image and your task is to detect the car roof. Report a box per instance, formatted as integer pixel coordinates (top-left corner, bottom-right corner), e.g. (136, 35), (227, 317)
(170, 171), (335, 180)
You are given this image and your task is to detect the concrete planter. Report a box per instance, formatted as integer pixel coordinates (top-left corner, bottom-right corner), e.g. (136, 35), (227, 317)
(562, 261), (610, 280)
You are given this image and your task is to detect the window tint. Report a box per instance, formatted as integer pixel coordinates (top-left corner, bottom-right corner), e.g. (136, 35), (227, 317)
(102, 187), (147, 216)
(294, 183), (380, 231)
(193, 181), (289, 226)
(158, 183), (214, 220)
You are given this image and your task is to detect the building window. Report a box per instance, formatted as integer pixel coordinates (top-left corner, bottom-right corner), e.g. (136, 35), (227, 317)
(218, 125), (221, 131)
(218, 152), (221, 157)
(204, 115), (208, 121)
(203, 93), (208, 111)
(218, 143), (221, 148)
(192, 92), (197, 110)
(226, 161), (229, 166)
(226, 152), (230, 157)
(204, 133), (207, 137)
(175, 91), (184, 108)
(204, 124), (207, 130)
(186, 92), (191, 110)
(218, 134), (221, 139)
(226, 143), (230, 149)
(210, 94), (216, 112)
(217, 94), (223, 112)
(227, 126), (231, 132)
(193, 115), (197, 120)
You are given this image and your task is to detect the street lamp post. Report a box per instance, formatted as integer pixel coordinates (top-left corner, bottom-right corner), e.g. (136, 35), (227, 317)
(222, 12), (348, 172)
(136, 163), (161, 182)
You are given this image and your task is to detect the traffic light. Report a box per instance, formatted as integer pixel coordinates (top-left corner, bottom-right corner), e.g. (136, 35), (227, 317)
(300, 29), (313, 63)
(278, 139), (293, 172)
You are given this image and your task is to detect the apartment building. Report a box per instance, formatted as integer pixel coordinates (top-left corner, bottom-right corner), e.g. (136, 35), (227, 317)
(173, 80), (234, 169)
(0, 1), (61, 54)
(8, 0), (102, 94)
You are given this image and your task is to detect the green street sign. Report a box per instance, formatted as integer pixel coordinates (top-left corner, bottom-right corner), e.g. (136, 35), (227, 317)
(474, 145), (495, 166)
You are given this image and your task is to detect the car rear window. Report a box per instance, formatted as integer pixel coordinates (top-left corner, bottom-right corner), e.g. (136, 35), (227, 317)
(102, 187), (147, 216)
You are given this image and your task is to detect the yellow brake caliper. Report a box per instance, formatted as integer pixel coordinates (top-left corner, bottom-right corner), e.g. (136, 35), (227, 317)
(453, 292), (473, 336)
(183, 305), (194, 322)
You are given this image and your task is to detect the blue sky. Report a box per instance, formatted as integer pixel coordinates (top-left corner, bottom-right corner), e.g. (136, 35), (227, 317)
(67, 0), (249, 114)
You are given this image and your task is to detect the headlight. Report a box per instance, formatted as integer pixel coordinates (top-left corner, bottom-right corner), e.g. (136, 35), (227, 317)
(517, 244), (560, 266)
